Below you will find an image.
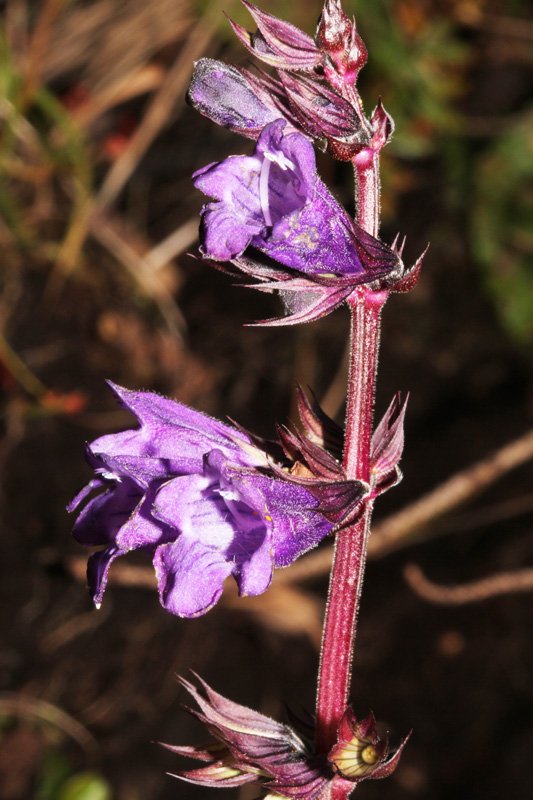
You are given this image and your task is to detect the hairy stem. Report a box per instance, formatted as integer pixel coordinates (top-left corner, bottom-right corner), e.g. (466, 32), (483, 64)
(315, 151), (384, 764)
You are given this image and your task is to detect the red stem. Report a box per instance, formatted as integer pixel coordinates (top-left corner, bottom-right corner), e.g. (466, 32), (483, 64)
(315, 151), (385, 764)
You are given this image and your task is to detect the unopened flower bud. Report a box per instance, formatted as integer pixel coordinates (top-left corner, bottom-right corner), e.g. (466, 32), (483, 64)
(328, 707), (410, 783)
(317, 0), (367, 86)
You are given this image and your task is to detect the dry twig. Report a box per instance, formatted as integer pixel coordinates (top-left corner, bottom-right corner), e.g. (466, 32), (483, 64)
(0, 694), (99, 759)
(404, 563), (533, 605)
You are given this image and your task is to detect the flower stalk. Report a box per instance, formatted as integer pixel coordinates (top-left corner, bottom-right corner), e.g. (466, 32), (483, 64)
(315, 141), (386, 765)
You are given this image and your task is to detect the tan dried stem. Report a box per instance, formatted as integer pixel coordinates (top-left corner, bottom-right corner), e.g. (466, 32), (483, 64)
(0, 694), (99, 759)
(50, 3), (220, 283)
(404, 563), (533, 605)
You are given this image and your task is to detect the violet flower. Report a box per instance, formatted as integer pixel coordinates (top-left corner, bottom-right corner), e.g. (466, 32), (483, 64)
(162, 675), (409, 798)
(193, 119), (403, 324)
(68, 383), (333, 618)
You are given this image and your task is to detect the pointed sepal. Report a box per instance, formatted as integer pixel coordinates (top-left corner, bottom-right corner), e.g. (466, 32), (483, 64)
(295, 384), (343, 458)
(370, 392), (408, 496)
(228, 2), (321, 71)
(279, 72), (363, 142)
(370, 98), (395, 151)
(391, 242), (429, 293)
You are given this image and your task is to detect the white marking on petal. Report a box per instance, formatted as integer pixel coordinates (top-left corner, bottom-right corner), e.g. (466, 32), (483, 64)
(100, 470), (120, 482)
(259, 157), (272, 226)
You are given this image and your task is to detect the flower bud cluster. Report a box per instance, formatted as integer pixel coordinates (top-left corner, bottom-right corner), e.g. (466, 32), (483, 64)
(162, 676), (410, 799)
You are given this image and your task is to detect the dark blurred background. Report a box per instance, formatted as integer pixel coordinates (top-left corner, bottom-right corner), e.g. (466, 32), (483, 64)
(0, 0), (532, 798)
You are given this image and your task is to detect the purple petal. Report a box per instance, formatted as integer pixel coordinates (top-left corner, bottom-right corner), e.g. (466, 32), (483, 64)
(87, 545), (125, 608)
(71, 477), (142, 547)
(256, 178), (364, 276)
(92, 383), (260, 472)
(229, 523), (273, 597)
(154, 537), (233, 617)
(233, 473), (332, 566)
(152, 474), (233, 542)
(153, 462), (273, 598)
(193, 155), (261, 206)
(256, 121), (316, 223)
(187, 58), (281, 138)
(115, 485), (172, 551)
(193, 154), (266, 260)
(82, 486), (174, 608)
(199, 204), (260, 261)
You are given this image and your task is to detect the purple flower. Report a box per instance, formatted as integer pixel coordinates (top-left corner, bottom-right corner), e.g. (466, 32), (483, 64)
(68, 383), (332, 618)
(194, 118), (374, 275)
(162, 675), (409, 797)
(193, 119), (405, 324)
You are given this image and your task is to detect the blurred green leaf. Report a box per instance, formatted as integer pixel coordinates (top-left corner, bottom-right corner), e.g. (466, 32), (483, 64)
(57, 772), (112, 800)
(356, 0), (467, 158)
(471, 109), (533, 343)
(36, 750), (72, 800)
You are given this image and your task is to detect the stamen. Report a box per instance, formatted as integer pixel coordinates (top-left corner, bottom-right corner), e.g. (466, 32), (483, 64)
(265, 151), (296, 171)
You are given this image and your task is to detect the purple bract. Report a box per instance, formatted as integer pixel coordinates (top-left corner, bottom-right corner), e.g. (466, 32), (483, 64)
(68, 383), (332, 618)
